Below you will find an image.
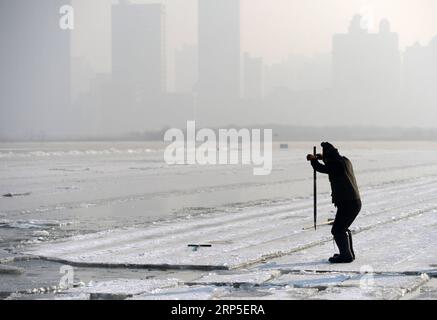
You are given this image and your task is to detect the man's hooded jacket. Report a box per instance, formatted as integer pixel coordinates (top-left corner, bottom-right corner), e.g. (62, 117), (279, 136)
(311, 142), (361, 205)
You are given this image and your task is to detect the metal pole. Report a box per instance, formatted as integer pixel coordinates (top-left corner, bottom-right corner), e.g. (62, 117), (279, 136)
(313, 146), (317, 231)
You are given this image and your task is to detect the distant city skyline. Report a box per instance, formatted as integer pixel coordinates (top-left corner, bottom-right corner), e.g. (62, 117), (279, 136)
(72, 0), (437, 84)
(1, 0), (437, 139)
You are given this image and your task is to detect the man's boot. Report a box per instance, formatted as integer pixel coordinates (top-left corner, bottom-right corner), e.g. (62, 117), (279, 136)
(332, 230), (355, 260)
(347, 230), (355, 260)
(329, 233), (354, 263)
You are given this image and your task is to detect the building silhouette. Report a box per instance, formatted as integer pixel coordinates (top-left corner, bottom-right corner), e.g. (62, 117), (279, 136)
(198, 0), (240, 109)
(404, 36), (437, 101)
(112, 2), (165, 100)
(175, 44), (198, 94)
(71, 56), (95, 101)
(0, 0), (71, 138)
(243, 53), (263, 100)
(332, 15), (401, 95)
(76, 2), (196, 136)
(264, 54), (331, 96)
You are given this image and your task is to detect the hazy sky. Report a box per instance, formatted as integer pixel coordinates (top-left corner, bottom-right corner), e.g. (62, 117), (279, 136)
(72, 0), (437, 86)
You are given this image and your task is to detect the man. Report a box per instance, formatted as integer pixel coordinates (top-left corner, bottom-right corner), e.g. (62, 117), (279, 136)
(307, 142), (361, 263)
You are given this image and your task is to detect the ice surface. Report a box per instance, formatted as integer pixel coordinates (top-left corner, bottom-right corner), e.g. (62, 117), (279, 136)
(23, 177), (437, 272)
(3, 142), (437, 299)
(409, 278), (437, 300)
(129, 286), (230, 300)
(220, 287), (320, 300)
(262, 210), (437, 274)
(20, 175), (437, 299)
(64, 278), (179, 296)
(187, 270), (281, 286)
(269, 272), (351, 288)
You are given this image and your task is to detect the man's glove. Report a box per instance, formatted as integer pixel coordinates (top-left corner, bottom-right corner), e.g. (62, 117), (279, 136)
(307, 154), (316, 161)
(307, 154), (323, 161)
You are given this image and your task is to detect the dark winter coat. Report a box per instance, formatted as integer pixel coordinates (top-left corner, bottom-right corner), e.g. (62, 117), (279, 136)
(311, 154), (361, 205)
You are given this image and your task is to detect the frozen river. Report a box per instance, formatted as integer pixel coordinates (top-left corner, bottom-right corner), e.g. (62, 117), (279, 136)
(1, 141), (437, 299)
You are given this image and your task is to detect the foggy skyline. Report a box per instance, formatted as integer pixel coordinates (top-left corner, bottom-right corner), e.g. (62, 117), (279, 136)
(73, 0), (437, 83)
(1, 0), (437, 140)
(72, 2), (437, 133)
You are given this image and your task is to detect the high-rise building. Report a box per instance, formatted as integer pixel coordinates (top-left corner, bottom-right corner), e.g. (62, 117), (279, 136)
(332, 16), (401, 95)
(404, 37), (437, 99)
(198, 0), (240, 105)
(175, 44), (198, 94)
(243, 53), (263, 99)
(0, 0), (71, 138)
(111, 2), (165, 100)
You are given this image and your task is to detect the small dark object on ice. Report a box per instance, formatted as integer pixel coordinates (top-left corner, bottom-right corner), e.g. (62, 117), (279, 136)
(280, 144), (289, 149)
(188, 244), (212, 252)
(302, 219), (334, 230)
(3, 192), (31, 198)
